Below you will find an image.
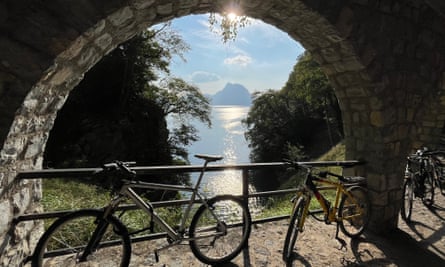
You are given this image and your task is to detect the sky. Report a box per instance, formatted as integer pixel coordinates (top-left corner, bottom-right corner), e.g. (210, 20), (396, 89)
(158, 14), (305, 95)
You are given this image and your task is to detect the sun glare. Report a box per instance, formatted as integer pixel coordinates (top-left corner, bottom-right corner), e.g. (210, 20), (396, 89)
(227, 12), (238, 21)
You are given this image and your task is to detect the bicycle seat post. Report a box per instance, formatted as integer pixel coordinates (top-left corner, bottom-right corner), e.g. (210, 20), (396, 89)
(193, 154), (223, 191)
(194, 160), (209, 191)
(180, 154), (223, 233)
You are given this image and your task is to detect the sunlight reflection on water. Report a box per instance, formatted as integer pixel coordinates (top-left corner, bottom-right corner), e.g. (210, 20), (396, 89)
(186, 106), (261, 213)
(189, 106), (249, 193)
(189, 106), (259, 215)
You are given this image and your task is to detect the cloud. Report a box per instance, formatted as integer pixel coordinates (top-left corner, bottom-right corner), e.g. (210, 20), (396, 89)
(191, 71), (221, 83)
(224, 54), (252, 67)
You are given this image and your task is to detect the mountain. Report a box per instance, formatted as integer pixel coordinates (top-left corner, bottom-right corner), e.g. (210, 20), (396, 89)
(211, 83), (252, 106)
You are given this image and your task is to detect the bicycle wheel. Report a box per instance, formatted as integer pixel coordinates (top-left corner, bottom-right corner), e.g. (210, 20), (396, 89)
(400, 179), (414, 222)
(339, 186), (370, 238)
(422, 172), (435, 206)
(282, 197), (307, 263)
(189, 195), (251, 265)
(32, 209), (131, 267)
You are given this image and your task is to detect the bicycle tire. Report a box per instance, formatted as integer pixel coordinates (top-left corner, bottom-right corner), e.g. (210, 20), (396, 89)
(32, 209), (131, 267)
(189, 195), (251, 265)
(282, 197), (306, 263)
(338, 186), (370, 238)
(422, 171), (435, 206)
(400, 178), (414, 222)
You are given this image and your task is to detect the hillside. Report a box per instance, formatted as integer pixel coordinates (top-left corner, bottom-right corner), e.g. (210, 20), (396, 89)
(211, 83), (252, 106)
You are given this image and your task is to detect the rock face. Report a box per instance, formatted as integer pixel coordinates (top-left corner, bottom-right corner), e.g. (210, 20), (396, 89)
(211, 83), (252, 106)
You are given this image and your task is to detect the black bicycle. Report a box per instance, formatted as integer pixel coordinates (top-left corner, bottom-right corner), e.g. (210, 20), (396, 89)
(401, 148), (445, 222)
(31, 155), (251, 266)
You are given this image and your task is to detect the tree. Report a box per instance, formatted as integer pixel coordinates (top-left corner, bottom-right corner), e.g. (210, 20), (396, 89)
(44, 32), (174, 168)
(243, 52), (343, 190)
(44, 24), (210, 173)
(283, 52), (343, 140)
(145, 77), (211, 160)
(208, 10), (250, 43)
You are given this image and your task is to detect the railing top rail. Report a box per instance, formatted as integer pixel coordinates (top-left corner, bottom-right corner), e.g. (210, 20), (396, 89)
(17, 160), (362, 179)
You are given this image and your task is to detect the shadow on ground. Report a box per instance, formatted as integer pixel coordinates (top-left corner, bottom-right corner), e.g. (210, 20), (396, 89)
(285, 194), (445, 267)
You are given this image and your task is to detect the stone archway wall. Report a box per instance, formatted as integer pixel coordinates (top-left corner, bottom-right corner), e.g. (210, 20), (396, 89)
(1, 0), (445, 265)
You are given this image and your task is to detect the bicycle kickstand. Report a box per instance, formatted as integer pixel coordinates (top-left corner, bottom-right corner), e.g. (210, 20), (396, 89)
(153, 239), (182, 262)
(335, 224), (347, 251)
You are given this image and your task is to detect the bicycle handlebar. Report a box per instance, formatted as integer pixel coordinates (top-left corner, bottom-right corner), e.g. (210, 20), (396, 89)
(97, 161), (137, 178)
(284, 159), (365, 183)
(284, 159), (365, 169)
(410, 147), (445, 157)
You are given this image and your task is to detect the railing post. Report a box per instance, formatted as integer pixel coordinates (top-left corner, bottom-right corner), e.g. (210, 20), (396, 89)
(242, 169), (249, 207)
(242, 169), (251, 264)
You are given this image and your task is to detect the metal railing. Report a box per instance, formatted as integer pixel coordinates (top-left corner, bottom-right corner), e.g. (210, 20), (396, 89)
(14, 160), (361, 246)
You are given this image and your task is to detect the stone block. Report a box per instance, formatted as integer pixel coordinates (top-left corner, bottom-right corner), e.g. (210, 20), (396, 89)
(131, 0), (156, 10)
(48, 66), (74, 87)
(0, 199), (11, 236)
(157, 3), (173, 15)
(108, 7), (134, 27)
(367, 173), (387, 193)
(77, 46), (100, 69)
(370, 111), (384, 127)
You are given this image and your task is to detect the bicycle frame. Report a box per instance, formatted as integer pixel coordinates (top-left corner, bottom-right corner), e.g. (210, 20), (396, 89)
(31, 156), (253, 266)
(294, 171), (364, 229)
(103, 160), (222, 244)
(283, 161), (368, 263)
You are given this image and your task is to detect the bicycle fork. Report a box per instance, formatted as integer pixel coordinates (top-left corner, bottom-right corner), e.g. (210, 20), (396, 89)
(77, 198), (123, 262)
(77, 218), (110, 262)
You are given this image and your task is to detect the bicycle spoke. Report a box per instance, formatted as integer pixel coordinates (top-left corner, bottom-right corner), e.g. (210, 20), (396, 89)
(339, 186), (369, 237)
(189, 195), (251, 265)
(32, 210), (130, 267)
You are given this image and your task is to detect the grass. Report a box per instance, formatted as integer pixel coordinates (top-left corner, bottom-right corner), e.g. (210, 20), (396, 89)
(41, 178), (184, 235)
(41, 142), (346, 232)
(254, 142), (346, 219)
(42, 178), (110, 211)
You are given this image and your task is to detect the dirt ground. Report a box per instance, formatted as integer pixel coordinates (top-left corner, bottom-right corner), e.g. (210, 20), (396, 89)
(128, 193), (445, 267)
(26, 193), (445, 266)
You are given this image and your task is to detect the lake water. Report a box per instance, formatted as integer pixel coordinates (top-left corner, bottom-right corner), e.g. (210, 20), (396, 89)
(186, 105), (253, 196)
(169, 105), (263, 215)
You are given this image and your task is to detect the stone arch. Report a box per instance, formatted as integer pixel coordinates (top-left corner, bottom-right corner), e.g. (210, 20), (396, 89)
(2, 0), (445, 265)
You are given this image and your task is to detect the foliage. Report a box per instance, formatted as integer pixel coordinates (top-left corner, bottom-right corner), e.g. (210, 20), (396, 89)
(208, 11), (250, 43)
(44, 24), (210, 170)
(243, 52), (343, 190)
(258, 142), (346, 218)
(145, 77), (212, 161)
(42, 178), (188, 238)
(283, 52), (343, 139)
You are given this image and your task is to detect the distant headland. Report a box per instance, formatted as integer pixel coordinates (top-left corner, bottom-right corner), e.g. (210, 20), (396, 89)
(209, 83), (252, 106)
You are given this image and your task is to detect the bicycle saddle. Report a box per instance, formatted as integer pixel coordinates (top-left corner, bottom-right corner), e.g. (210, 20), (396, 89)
(195, 154), (223, 162)
(343, 176), (366, 184)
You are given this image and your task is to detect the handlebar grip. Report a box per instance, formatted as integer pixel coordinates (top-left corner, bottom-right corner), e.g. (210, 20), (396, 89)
(102, 162), (118, 170)
(98, 161), (136, 176)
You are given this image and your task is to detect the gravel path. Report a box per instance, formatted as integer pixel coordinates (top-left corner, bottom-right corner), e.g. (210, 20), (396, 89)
(26, 194), (445, 266)
(124, 193), (445, 266)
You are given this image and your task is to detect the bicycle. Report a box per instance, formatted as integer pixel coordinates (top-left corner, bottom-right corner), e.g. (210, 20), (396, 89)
(401, 148), (445, 222)
(282, 160), (370, 264)
(31, 154), (252, 267)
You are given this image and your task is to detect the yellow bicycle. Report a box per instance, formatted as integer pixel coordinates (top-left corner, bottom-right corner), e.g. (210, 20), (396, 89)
(282, 160), (370, 263)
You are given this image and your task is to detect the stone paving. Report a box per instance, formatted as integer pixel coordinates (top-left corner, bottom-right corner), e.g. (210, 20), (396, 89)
(127, 194), (445, 267)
